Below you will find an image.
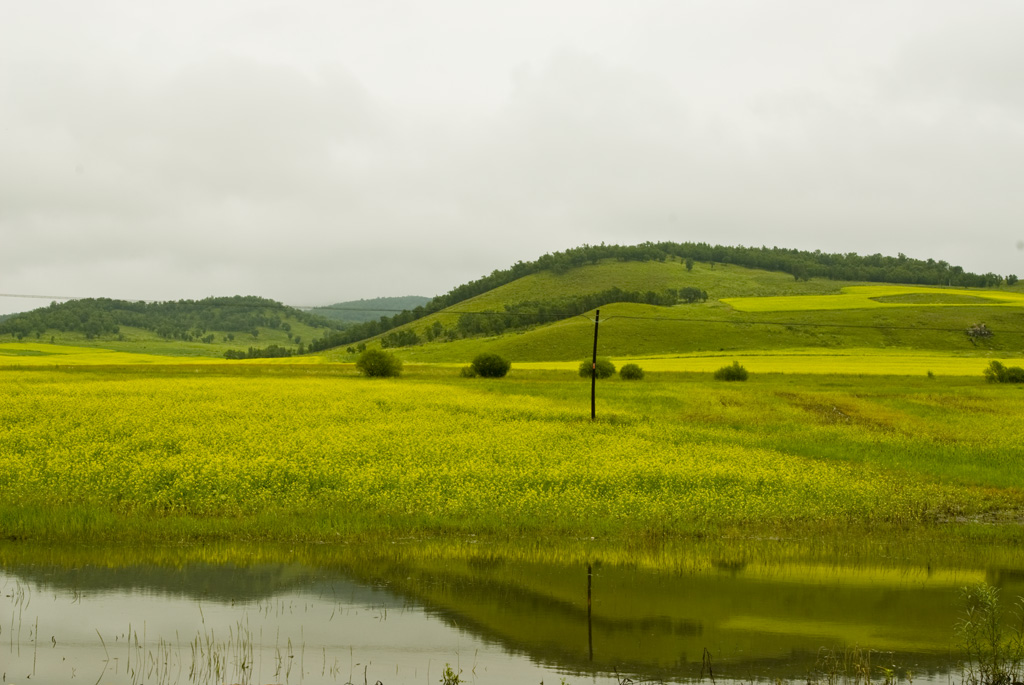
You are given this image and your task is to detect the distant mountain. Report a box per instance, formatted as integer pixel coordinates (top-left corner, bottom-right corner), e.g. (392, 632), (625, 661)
(311, 296), (431, 324)
(0, 295), (341, 343)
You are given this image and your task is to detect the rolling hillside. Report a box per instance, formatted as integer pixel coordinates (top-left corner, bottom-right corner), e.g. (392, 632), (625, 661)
(318, 258), (1023, 364)
(0, 296), (341, 358)
(304, 242), (1015, 354)
(3, 246), (1020, 362)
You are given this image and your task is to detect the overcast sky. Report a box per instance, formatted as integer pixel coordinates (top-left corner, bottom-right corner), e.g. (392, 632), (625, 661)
(2, 1), (1023, 316)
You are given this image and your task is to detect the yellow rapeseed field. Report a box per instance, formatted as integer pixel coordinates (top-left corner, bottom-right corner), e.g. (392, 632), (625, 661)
(0, 342), (224, 366)
(723, 285), (1024, 312)
(2, 365), (1014, 542)
(515, 348), (1024, 375)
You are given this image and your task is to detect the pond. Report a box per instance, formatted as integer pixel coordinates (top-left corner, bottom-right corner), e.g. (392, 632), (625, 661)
(1, 541), (1020, 685)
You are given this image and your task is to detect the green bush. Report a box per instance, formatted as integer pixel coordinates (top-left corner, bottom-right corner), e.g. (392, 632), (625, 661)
(579, 358), (616, 379)
(620, 363), (645, 380)
(957, 584), (1024, 685)
(984, 360), (1024, 383)
(713, 361), (749, 381)
(471, 353), (510, 378)
(459, 365), (477, 378)
(355, 348), (403, 377)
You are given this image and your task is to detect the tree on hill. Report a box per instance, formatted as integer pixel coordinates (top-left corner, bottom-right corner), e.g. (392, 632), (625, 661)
(380, 329), (421, 348)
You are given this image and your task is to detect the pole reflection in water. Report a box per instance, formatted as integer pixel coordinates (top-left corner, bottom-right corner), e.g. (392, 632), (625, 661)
(588, 561), (593, 664)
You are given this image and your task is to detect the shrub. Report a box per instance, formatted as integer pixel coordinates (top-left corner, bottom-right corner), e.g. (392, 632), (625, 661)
(620, 363), (645, 380)
(714, 361), (749, 381)
(579, 358), (616, 379)
(985, 360), (1024, 384)
(957, 584), (1024, 685)
(984, 361), (1004, 383)
(470, 353), (510, 378)
(459, 365), (477, 378)
(355, 348), (403, 377)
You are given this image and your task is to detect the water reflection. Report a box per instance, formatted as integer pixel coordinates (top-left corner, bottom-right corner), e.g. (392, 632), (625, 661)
(1, 542), (1021, 684)
(2, 563), (539, 685)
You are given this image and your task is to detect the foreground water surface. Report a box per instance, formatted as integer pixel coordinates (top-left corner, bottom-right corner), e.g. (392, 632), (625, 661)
(2, 541), (1022, 685)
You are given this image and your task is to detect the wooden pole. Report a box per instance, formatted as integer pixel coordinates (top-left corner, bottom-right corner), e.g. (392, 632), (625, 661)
(591, 309), (600, 421)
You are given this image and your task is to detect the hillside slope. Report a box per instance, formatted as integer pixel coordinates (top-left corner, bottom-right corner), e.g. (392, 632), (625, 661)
(316, 259), (857, 354)
(447, 259), (847, 311)
(321, 260), (1022, 363)
(0, 296), (340, 358)
(305, 242), (1014, 354)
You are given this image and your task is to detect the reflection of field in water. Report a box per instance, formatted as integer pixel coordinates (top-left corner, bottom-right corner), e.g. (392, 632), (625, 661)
(2, 573), (534, 685)
(3, 542), (1020, 685)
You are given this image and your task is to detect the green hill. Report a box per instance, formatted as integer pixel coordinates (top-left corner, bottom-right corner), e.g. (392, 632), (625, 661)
(0, 296), (342, 358)
(306, 242), (1016, 356)
(317, 258), (1022, 363)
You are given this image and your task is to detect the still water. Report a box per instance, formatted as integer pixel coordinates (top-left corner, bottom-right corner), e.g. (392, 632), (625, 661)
(1, 543), (1016, 685)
